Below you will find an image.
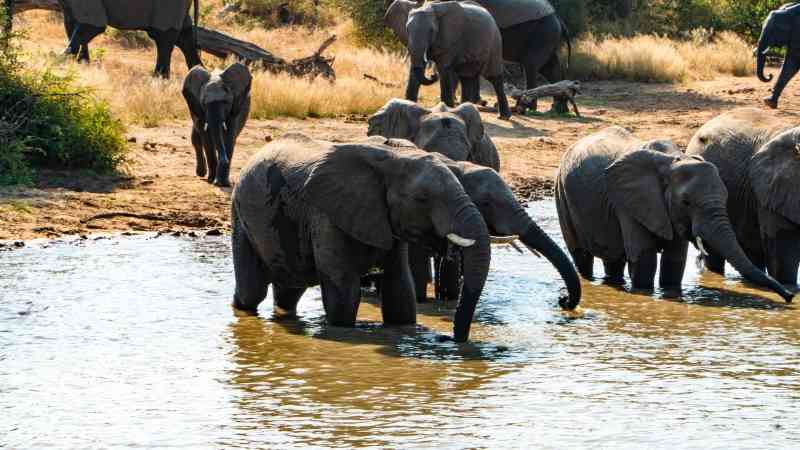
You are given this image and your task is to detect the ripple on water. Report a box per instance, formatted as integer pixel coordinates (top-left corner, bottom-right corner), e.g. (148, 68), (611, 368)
(1, 201), (800, 449)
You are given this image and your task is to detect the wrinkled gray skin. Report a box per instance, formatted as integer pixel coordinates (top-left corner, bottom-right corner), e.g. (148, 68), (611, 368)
(231, 134), (491, 342)
(756, 3), (800, 108)
(687, 108), (800, 287)
(58, 0), (202, 78)
(403, 1), (511, 119)
(367, 99), (500, 170)
(556, 126), (794, 301)
(183, 63), (252, 187)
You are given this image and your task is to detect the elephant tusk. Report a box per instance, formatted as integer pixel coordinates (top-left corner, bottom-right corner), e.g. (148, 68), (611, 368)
(522, 243), (543, 258)
(222, 122), (228, 132)
(489, 235), (525, 255)
(447, 233), (475, 248)
(204, 123), (209, 132)
(696, 237), (709, 257)
(509, 240), (525, 255)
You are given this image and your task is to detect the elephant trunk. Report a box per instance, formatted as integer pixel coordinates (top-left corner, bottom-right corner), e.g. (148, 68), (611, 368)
(450, 205), (491, 342)
(513, 208), (581, 310)
(756, 38), (773, 83)
(699, 210), (794, 302)
(206, 101), (231, 186)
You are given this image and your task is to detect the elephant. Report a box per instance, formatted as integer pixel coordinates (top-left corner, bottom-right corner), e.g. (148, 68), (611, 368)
(57, 0), (202, 78)
(231, 133), (491, 342)
(402, 1), (511, 119)
(182, 63), (252, 187)
(756, 2), (800, 108)
(555, 126), (794, 302)
(367, 98), (500, 171)
(686, 108), (800, 287)
(385, 0), (570, 114)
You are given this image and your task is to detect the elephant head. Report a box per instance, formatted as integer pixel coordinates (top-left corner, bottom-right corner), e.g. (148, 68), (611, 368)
(182, 63), (252, 186)
(605, 149), (794, 301)
(367, 99), (500, 170)
(303, 139), (491, 341)
(404, 1), (465, 100)
(756, 9), (797, 82)
(384, 0), (420, 46)
(450, 160), (581, 309)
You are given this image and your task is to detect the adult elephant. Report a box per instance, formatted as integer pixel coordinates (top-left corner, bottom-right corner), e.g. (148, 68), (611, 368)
(183, 63), (252, 187)
(556, 126), (794, 302)
(686, 108), (800, 286)
(367, 98), (500, 170)
(385, 0), (570, 113)
(232, 134), (491, 342)
(756, 2), (800, 109)
(403, 1), (511, 119)
(57, 0), (202, 78)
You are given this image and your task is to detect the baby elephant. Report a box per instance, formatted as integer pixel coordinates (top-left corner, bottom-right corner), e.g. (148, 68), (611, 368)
(182, 63), (252, 187)
(556, 126), (793, 301)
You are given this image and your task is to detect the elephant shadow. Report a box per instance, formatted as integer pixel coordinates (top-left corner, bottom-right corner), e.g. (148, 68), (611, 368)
(35, 169), (135, 194)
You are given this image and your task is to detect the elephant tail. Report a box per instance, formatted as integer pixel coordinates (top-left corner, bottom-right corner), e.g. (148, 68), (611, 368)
(559, 16), (571, 76)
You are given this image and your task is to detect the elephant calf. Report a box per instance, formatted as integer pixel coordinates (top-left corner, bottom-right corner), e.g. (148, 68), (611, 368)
(556, 126), (794, 301)
(232, 134), (491, 342)
(182, 63), (252, 187)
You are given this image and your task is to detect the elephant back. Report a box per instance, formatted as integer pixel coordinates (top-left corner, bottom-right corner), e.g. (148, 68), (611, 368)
(62, 0), (108, 28)
(79, 0), (191, 31)
(468, 0), (555, 29)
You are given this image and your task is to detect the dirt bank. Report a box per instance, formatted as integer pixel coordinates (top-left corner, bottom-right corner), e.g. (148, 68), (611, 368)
(2, 75), (799, 241)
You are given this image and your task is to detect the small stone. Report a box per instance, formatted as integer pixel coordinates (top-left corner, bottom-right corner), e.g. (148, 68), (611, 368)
(13, 241), (25, 248)
(127, 136), (137, 143)
(205, 228), (222, 236)
(265, 135), (273, 142)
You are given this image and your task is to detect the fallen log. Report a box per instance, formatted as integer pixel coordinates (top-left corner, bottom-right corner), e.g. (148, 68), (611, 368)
(506, 80), (582, 116)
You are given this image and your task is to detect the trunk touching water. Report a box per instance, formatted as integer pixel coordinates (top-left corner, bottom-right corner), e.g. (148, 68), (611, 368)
(451, 205), (491, 342)
(700, 215), (794, 302)
(512, 207), (581, 310)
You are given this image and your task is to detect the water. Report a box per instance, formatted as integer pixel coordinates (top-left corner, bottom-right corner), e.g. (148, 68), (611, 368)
(2, 201), (799, 449)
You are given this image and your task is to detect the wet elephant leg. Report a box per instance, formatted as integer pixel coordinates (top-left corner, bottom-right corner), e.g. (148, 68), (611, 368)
(318, 272), (361, 327)
(273, 284), (305, 318)
(602, 258), (626, 285)
(232, 213), (269, 315)
(571, 248), (594, 280)
(408, 244), (432, 303)
(766, 47), (800, 109)
(764, 230), (800, 286)
(628, 249), (658, 290)
(659, 240), (688, 289)
(380, 242), (417, 325)
(64, 23), (105, 62)
(191, 127), (207, 178)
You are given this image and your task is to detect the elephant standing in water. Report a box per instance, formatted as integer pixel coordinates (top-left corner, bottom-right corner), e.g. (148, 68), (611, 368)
(556, 126), (794, 301)
(182, 63), (252, 187)
(402, 1), (511, 119)
(687, 108), (800, 287)
(756, 2), (800, 108)
(58, 0), (202, 78)
(231, 134), (491, 342)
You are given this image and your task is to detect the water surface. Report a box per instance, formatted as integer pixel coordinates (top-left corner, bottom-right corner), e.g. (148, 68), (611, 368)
(2, 201), (799, 449)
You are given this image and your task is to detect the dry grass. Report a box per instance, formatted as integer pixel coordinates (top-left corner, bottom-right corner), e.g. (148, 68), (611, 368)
(569, 31), (756, 83)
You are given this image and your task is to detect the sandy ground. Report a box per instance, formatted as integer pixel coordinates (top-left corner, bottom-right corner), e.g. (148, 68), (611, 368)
(2, 74), (799, 242)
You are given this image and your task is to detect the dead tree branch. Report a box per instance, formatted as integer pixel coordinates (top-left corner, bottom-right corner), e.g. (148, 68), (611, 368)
(506, 80), (582, 116)
(81, 212), (169, 224)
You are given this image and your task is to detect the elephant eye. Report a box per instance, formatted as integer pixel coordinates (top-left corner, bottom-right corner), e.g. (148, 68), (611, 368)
(682, 198), (691, 207)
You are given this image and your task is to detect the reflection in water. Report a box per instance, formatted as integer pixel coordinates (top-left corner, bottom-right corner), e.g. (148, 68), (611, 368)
(2, 201), (800, 448)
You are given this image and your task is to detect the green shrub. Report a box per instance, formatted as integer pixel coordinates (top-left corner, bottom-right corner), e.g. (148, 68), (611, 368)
(0, 6), (127, 186)
(336, 0), (401, 49)
(227, 0), (333, 27)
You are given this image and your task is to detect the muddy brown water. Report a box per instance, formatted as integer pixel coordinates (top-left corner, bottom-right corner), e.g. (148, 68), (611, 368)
(2, 200), (799, 449)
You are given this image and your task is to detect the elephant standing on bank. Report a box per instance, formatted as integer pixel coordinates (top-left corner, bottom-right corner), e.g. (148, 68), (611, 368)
(402, 1), (511, 119)
(57, 0), (202, 78)
(231, 134), (491, 342)
(756, 2), (800, 108)
(687, 108), (800, 287)
(556, 126), (794, 301)
(182, 63), (252, 187)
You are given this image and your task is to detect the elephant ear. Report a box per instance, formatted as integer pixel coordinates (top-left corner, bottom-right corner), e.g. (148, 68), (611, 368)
(450, 103), (485, 147)
(182, 65), (211, 122)
(749, 129), (800, 225)
(368, 99), (431, 140)
(431, 1), (466, 51)
(304, 144), (397, 250)
(606, 150), (676, 241)
(384, 0), (415, 46)
(221, 63), (252, 106)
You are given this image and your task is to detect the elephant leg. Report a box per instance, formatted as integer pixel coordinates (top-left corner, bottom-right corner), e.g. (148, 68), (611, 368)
(175, 22), (202, 69)
(541, 53), (569, 114)
(318, 272), (361, 327)
(628, 249), (658, 291)
(380, 242), (417, 325)
(767, 48), (800, 109)
(487, 75), (511, 119)
(232, 212), (269, 314)
(659, 240), (688, 289)
(408, 244), (432, 303)
(461, 76), (481, 104)
(64, 23), (105, 62)
(439, 68), (457, 108)
(201, 130), (217, 183)
(571, 248), (594, 280)
(150, 29), (180, 78)
(521, 49), (552, 113)
(191, 126), (207, 177)
(702, 248), (726, 275)
(273, 284), (305, 318)
(436, 251), (462, 302)
(764, 230), (800, 286)
(602, 258), (626, 285)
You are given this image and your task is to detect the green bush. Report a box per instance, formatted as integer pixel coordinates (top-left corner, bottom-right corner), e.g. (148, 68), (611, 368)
(336, 0), (402, 49)
(0, 7), (127, 186)
(227, 0), (333, 27)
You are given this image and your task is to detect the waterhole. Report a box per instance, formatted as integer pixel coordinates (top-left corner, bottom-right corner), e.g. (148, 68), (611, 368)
(2, 201), (799, 448)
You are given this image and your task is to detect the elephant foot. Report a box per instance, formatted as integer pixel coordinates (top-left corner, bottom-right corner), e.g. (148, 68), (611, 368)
(498, 112), (512, 121)
(196, 164), (207, 178)
(231, 300), (259, 317)
(214, 176), (231, 187)
(273, 304), (298, 319)
(763, 96), (779, 109)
